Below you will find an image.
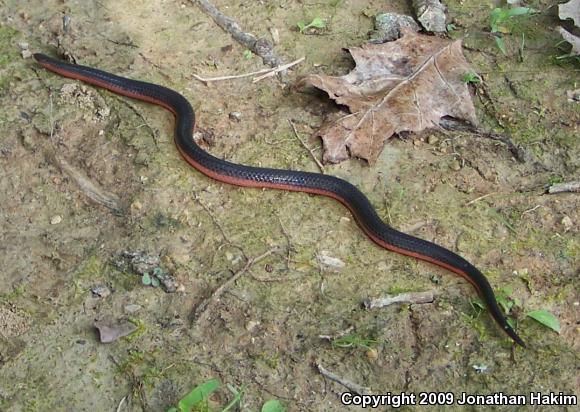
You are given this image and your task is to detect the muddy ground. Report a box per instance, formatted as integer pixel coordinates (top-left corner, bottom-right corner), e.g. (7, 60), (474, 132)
(0, 0), (578, 411)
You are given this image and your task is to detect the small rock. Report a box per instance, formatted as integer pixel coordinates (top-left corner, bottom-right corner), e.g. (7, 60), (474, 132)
(245, 320), (260, 332)
(414, 0), (447, 33)
(366, 348), (379, 361)
(316, 251), (345, 270)
(18, 41), (29, 50)
(225, 251), (242, 265)
(472, 364), (489, 373)
(21, 50), (33, 59)
(370, 12), (420, 43)
(50, 215), (62, 225)
(91, 284), (111, 298)
(124, 304), (142, 314)
(130, 201), (143, 212)
(427, 135), (439, 145)
(567, 89), (580, 103)
(229, 111), (242, 122)
(561, 215), (573, 232)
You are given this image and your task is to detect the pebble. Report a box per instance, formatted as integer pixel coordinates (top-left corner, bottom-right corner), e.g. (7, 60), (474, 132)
(229, 111), (242, 122)
(124, 304), (142, 314)
(316, 251), (345, 270)
(91, 285), (112, 298)
(561, 215), (573, 232)
(130, 201), (143, 211)
(427, 135), (439, 145)
(245, 320), (260, 332)
(366, 348), (379, 361)
(50, 215), (62, 225)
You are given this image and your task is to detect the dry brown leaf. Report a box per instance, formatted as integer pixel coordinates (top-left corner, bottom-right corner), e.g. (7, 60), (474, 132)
(94, 319), (137, 343)
(300, 30), (478, 164)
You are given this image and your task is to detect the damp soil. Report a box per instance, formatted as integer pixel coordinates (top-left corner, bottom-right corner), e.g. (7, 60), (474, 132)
(0, 0), (578, 411)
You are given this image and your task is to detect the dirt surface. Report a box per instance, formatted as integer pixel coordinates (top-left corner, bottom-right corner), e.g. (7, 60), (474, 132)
(0, 0), (578, 411)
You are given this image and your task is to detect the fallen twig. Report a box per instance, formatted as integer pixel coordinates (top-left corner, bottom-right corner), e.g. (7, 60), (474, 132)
(190, 247), (279, 325)
(288, 119), (325, 173)
(317, 363), (372, 395)
(252, 57), (305, 82)
(319, 326), (354, 342)
(193, 67), (273, 83)
(363, 291), (435, 309)
(193, 57), (305, 83)
(192, 0), (283, 67)
(116, 396), (127, 412)
(465, 192), (498, 206)
(522, 205), (542, 215)
(548, 180), (580, 194)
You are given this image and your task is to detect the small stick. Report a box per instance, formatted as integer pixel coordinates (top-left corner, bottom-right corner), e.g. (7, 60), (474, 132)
(116, 396), (127, 412)
(363, 291), (435, 309)
(288, 119), (325, 173)
(319, 326), (354, 341)
(548, 180), (580, 194)
(252, 57), (305, 82)
(317, 363), (372, 395)
(193, 68), (272, 83)
(190, 247), (279, 324)
(465, 192), (497, 206)
(193, 57), (305, 83)
(522, 205), (542, 215)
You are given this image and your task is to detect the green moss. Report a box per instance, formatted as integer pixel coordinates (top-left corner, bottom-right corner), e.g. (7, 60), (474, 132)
(74, 254), (105, 280)
(0, 25), (19, 64)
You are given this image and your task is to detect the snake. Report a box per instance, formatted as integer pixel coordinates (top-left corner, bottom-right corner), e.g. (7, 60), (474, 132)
(34, 53), (525, 347)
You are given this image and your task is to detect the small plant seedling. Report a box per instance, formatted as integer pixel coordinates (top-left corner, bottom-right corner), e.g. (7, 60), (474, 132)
(526, 309), (560, 333)
(471, 287), (560, 337)
(221, 383), (244, 412)
(168, 379), (285, 412)
(297, 17), (326, 34)
(462, 71), (481, 84)
(446, 23), (457, 32)
(243, 49), (253, 60)
(489, 7), (537, 55)
(471, 286), (519, 329)
(141, 272), (160, 287)
(168, 378), (220, 412)
(261, 399), (286, 412)
(141, 272), (151, 285)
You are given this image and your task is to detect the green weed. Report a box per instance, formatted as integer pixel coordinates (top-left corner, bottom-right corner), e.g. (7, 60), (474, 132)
(462, 71), (481, 84)
(168, 378), (286, 412)
(297, 17), (326, 34)
(489, 6), (537, 55)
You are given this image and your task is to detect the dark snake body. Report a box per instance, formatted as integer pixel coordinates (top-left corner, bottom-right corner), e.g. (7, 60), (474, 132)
(34, 53), (525, 346)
